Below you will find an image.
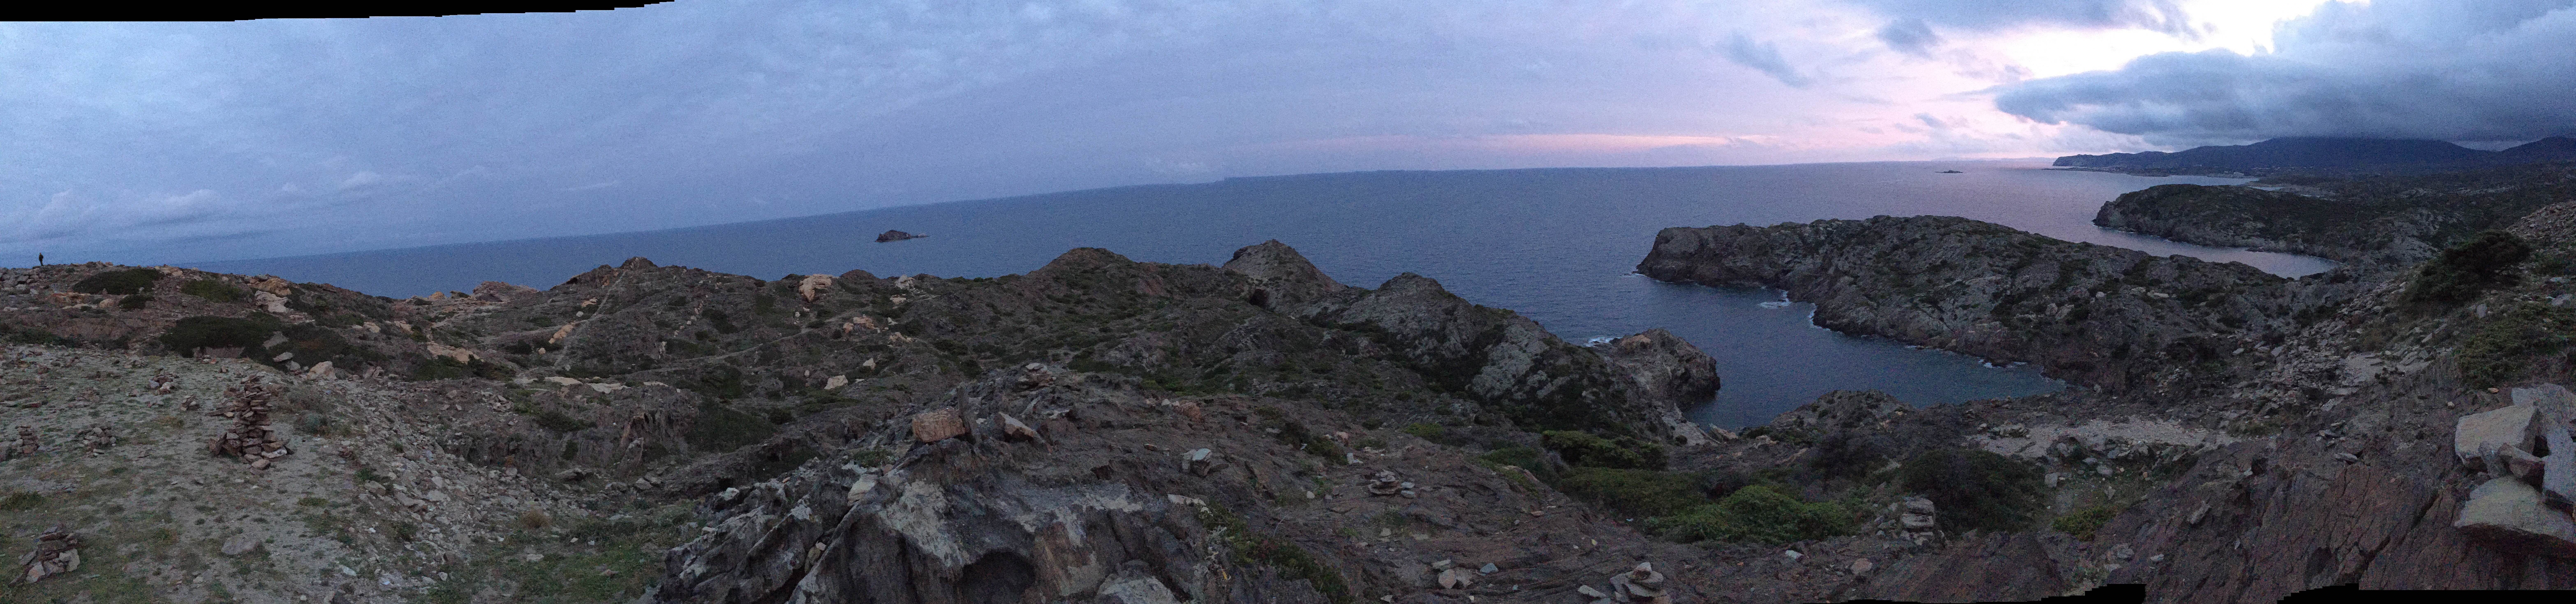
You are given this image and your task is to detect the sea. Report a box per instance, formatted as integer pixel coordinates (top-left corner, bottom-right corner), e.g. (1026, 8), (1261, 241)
(191, 159), (2333, 429)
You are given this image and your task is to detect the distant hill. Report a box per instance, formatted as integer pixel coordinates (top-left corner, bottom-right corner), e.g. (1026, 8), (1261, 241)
(2055, 136), (2576, 171)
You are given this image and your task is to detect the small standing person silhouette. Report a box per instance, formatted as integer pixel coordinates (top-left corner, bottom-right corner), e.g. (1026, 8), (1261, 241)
(35, 253), (41, 266)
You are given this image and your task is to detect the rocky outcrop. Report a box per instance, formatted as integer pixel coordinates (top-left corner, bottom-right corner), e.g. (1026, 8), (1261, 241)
(1221, 240), (1348, 316)
(877, 230), (927, 243)
(1637, 215), (2304, 392)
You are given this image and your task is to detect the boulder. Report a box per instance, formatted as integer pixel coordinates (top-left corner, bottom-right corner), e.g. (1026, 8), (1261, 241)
(221, 533), (264, 556)
(910, 408), (968, 443)
(2458, 404), (2543, 473)
(797, 274), (835, 302)
(2548, 425), (2576, 510)
(2455, 476), (2576, 556)
(2515, 384), (2576, 424)
(1182, 448), (1215, 476)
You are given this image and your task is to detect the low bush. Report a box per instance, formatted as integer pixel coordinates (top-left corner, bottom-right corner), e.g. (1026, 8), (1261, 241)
(2052, 504), (2123, 541)
(686, 401), (775, 452)
(118, 294), (153, 309)
(1476, 446), (1556, 482)
(72, 268), (161, 295)
(1400, 422), (1446, 440)
(1541, 430), (1666, 470)
(1555, 467), (1707, 518)
(158, 315), (279, 356)
(1801, 430), (1892, 480)
(1898, 448), (2047, 532)
(531, 409), (594, 433)
(2407, 230), (2533, 304)
(182, 279), (246, 302)
(1646, 485), (1855, 545)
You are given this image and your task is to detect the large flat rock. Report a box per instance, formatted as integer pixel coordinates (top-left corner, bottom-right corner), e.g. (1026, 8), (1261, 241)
(2456, 477), (2576, 557)
(2458, 404), (2542, 472)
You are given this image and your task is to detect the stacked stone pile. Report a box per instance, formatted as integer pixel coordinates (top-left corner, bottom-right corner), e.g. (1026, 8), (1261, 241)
(5, 425), (34, 459)
(208, 378), (292, 469)
(1577, 562), (1670, 604)
(1897, 496), (1940, 545)
(76, 424), (112, 453)
(1365, 470), (1414, 497)
(17, 525), (79, 583)
(2453, 384), (2576, 555)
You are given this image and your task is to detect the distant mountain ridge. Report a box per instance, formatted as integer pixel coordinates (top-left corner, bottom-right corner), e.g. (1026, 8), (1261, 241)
(2055, 136), (2576, 171)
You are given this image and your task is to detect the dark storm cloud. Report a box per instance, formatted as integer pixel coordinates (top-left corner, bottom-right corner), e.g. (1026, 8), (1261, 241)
(1850, 0), (2194, 35)
(1994, 0), (2576, 144)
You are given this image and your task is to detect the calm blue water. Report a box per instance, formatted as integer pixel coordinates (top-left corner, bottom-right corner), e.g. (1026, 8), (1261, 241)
(190, 160), (2328, 428)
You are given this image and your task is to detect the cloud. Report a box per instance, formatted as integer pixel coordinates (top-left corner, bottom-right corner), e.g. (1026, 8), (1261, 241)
(1993, 0), (2576, 144)
(1877, 17), (1944, 57)
(1848, 0), (2195, 36)
(1722, 32), (1813, 88)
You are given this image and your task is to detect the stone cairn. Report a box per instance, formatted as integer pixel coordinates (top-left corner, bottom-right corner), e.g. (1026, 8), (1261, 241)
(208, 377), (291, 469)
(150, 372), (177, 394)
(1366, 471), (1415, 498)
(2453, 384), (2576, 555)
(1577, 562), (1669, 604)
(18, 525), (79, 583)
(4, 425), (35, 460)
(1898, 496), (1940, 544)
(76, 424), (112, 453)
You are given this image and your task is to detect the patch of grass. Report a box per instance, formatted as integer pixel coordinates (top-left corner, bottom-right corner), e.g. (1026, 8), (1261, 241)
(297, 497), (331, 507)
(1646, 485), (1855, 545)
(1475, 446), (1556, 484)
(1554, 467), (1707, 518)
(2052, 503), (2123, 541)
(0, 491), (43, 511)
(72, 268), (162, 295)
(1541, 430), (1666, 470)
(1400, 422), (1446, 440)
(181, 279), (246, 302)
(2458, 302), (2576, 389)
(519, 509), (552, 530)
(1196, 503), (1352, 604)
(1898, 448), (2047, 532)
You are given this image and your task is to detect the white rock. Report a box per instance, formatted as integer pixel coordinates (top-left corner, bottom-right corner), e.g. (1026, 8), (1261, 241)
(2456, 476), (2576, 556)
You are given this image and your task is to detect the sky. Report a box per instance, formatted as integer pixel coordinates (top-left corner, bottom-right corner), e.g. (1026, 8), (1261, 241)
(3, 0), (2570, 265)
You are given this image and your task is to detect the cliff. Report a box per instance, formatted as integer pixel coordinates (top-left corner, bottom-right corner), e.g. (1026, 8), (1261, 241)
(1636, 215), (2316, 394)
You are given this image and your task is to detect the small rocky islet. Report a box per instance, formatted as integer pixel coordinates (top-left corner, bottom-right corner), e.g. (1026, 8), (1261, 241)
(4, 161), (2576, 601)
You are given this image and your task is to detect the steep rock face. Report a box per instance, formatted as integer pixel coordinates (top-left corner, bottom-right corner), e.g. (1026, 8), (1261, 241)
(1318, 273), (1680, 439)
(1592, 329), (1720, 443)
(1636, 215), (2304, 393)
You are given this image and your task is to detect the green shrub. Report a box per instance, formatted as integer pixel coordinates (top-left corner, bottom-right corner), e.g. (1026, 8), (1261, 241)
(1541, 430), (1666, 470)
(71, 268), (161, 295)
(1400, 422), (1446, 440)
(1898, 448), (2046, 532)
(1555, 467), (1707, 518)
(158, 315), (279, 355)
(0, 491), (42, 511)
(1802, 430), (1892, 480)
(1477, 446), (1556, 483)
(181, 279), (245, 302)
(0, 323), (66, 346)
(1196, 503), (1352, 604)
(118, 294), (154, 309)
(2407, 230), (2533, 304)
(2052, 504), (2123, 541)
(686, 401), (775, 452)
(1646, 485), (1855, 545)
